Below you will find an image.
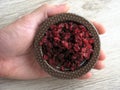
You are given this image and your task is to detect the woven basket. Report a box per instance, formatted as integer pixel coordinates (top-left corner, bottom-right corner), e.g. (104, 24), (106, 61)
(34, 13), (100, 79)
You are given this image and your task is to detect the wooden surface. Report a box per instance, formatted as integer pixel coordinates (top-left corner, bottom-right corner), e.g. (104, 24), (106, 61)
(0, 0), (120, 90)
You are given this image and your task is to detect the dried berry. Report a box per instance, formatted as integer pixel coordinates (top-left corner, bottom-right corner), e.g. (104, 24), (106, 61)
(40, 21), (94, 72)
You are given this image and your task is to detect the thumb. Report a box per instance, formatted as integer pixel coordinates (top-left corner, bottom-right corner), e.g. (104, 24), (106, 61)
(0, 4), (69, 57)
(26, 4), (69, 25)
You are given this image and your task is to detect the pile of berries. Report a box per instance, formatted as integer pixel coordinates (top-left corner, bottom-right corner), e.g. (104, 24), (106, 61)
(40, 22), (94, 71)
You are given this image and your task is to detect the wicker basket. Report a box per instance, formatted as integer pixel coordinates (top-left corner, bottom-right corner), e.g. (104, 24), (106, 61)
(34, 13), (100, 79)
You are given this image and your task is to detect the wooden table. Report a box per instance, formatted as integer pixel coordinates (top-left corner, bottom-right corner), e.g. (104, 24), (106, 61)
(0, 0), (120, 90)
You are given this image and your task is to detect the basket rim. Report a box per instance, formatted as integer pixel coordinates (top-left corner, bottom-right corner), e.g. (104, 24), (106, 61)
(34, 13), (100, 79)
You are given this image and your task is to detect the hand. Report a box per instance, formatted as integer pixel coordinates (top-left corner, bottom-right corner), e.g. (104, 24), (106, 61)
(0, 4), (106, 80)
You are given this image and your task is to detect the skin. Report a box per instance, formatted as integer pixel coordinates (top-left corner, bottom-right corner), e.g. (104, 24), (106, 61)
(0, 4), (106, 80)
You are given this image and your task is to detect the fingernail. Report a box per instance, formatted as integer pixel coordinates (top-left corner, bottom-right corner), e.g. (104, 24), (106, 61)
(57, 3), (69, 8)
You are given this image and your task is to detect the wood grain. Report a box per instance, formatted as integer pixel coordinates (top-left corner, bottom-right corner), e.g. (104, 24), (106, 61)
(0, 0), (120, 90)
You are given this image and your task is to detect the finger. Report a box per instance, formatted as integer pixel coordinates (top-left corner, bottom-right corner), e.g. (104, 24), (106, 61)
(78, 72), (92, 79)
(98, 50), (106, 61)
(29, 4), (69, 24)
(92, 21), (106, 34)
(94, 61), (105, 70)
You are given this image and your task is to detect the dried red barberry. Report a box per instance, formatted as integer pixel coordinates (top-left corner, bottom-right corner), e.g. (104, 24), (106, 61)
(40, 21), (94, 72)
(61, 40), (69, 49)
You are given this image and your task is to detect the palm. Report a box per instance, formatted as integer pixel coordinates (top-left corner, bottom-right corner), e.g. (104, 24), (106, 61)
(0, 15), (49, 79)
